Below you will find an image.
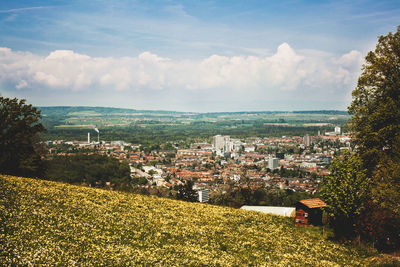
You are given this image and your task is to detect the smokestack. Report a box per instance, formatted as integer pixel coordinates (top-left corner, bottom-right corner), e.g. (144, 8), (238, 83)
(88, 132), (90, 143)
(94, 127), (99, 143)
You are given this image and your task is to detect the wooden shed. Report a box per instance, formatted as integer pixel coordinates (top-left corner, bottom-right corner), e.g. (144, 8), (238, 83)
(295, 198), (326, 226)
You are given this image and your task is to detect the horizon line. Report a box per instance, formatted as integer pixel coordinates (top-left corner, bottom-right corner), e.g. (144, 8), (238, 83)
(38, 105), (349, 114)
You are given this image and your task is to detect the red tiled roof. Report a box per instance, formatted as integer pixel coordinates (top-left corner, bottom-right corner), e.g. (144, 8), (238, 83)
(299, 198), (326, 208)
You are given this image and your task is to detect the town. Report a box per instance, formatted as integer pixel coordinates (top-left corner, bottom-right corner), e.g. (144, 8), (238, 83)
(44, 126), (351, 203)
(2, 1), (399, 263)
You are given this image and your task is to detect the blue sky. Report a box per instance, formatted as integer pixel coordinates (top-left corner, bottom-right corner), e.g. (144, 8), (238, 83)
(0, 0), (399, 111)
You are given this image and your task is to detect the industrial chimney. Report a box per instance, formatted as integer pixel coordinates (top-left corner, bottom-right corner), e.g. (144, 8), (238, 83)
(94, 127), (99, 143)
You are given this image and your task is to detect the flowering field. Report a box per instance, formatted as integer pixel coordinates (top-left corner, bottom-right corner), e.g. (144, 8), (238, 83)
(1, 175), (371, 266)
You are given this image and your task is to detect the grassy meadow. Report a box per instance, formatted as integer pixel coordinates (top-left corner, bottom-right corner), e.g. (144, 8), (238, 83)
(0, 175), (380, 266)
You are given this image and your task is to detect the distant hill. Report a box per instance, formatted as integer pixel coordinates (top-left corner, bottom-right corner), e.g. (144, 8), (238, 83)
(292, 110), (349, 115)
(1, 175), (373, 265)
(39, 106), (187, 117)
(39, 106), (348, 117)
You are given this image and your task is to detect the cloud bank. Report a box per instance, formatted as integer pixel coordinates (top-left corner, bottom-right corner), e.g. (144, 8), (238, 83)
(0, 43), (363, 111)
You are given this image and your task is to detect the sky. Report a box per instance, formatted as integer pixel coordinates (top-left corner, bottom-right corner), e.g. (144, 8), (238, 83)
(0, 0), (399, 112)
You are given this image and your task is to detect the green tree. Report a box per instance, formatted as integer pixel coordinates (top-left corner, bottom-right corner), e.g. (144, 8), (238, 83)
(44, 154), (131, 188)
(132, 176), (148, 186)
(320, 151), (370, 238)
(362, 154), (400, 251)
(0, 97), (45, 177)
(372, 156), (400, 215)
(347, 26), (400, 248)
(177, 180), (198, 202)
(348, 26), (400, 172)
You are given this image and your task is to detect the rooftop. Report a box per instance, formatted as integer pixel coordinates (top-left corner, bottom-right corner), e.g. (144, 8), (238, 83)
(299, 198), (326, 208)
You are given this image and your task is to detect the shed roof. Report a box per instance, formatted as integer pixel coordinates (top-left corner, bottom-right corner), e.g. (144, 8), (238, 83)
(299, 198), (326, 208)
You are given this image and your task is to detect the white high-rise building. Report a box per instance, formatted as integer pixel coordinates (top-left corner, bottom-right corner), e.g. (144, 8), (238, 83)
(268, 157), (279, 170)
(198, 189), (209, 203)
(212, 135), (232, 154)
(213, 135), (226, 151)
(326, 126), (342, 136)
(303, 135), (311, 147)
(231, 139), (242, 152)
(335, 126), (341, 135)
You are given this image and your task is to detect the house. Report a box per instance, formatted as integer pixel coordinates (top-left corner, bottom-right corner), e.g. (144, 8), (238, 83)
(295, 198), (326, 226)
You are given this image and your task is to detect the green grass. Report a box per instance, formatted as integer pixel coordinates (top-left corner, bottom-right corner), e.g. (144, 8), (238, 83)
(0, 175), (377, 265)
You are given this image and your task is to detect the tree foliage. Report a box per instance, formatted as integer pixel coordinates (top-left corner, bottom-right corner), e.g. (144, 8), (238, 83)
(348, 26), (400, 171)
(362, 155), (400, 251)
(346, 26), (400, 248)
(209, 187), (312, 208)
(0, 97), (45, 177)
(345, 26), (400, 249)
(177, 180), (198, 202)
(45, 154), (131, 188)
(320, 151), (370, 238)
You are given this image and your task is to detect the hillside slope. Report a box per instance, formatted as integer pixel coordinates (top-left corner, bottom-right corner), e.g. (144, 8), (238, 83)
(1, 175), (369, 266)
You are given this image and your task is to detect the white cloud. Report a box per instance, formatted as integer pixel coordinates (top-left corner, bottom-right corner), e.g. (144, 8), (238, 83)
(16, 80), (28, 89)
(0, 43), (364, 110)
(336, 50), (363, 69)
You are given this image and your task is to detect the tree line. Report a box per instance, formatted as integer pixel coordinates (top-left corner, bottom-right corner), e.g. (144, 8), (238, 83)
(210, 187), (312, 208)
(44, 154), (131, 189)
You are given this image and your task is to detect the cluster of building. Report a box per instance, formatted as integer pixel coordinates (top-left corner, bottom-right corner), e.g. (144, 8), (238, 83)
(45, 126), (350, 203)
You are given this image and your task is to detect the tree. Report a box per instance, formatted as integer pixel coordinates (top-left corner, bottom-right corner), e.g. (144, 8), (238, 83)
(348, 26), (400, 173)
(362, 155), (400, 251)
(347, 26), (400, 248)
(177, 180), (198, 202)
(0, 97), (45, 177)
(320, 151), (370, 238)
